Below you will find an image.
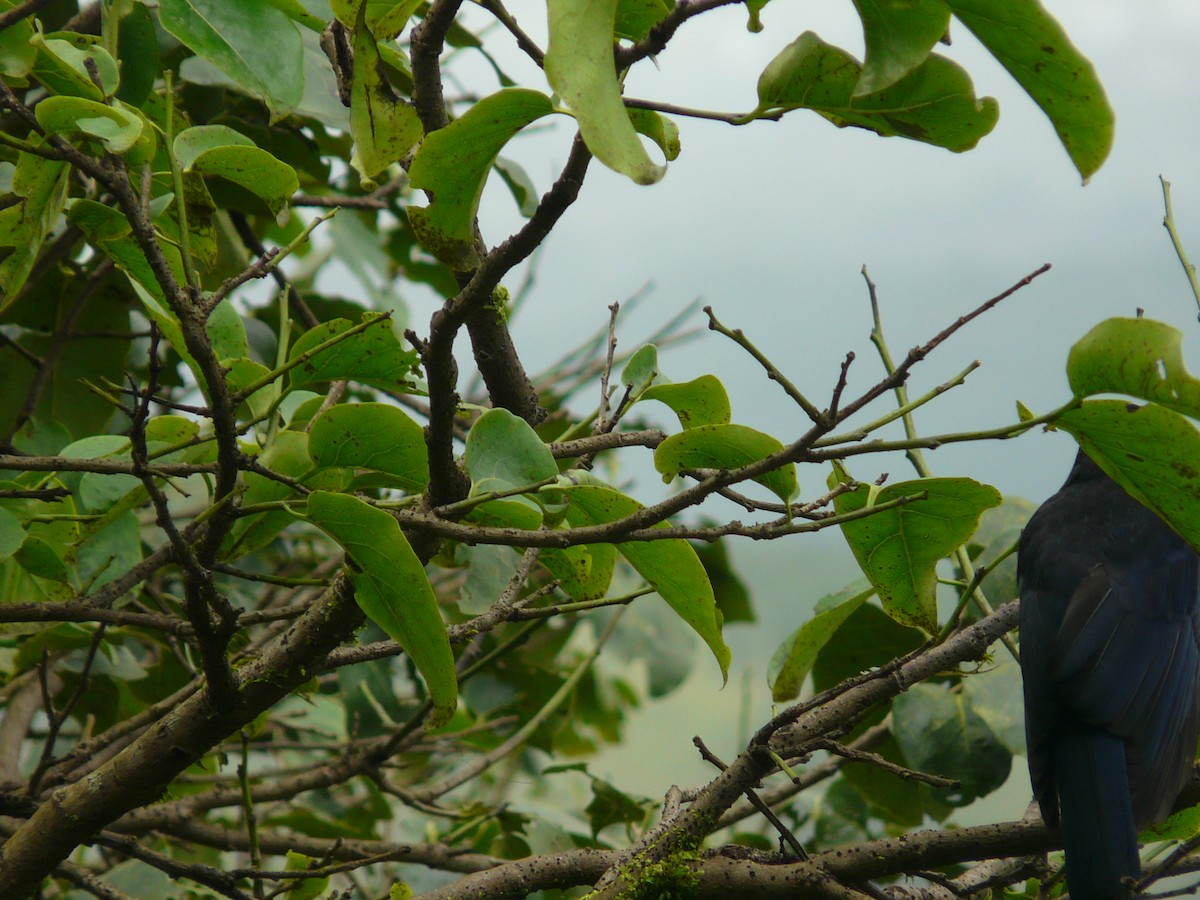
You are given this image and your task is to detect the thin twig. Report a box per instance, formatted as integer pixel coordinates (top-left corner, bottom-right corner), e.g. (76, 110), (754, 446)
(1160, 176), (1200, 316)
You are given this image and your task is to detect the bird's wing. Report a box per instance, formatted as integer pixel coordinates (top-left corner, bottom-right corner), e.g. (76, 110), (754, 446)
(1051, 558), (1200, 826)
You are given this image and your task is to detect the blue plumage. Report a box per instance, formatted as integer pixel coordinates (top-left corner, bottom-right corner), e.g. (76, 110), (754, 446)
(1019, 450), (1200, 899)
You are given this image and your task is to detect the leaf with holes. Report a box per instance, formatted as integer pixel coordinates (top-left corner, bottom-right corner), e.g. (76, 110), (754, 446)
(1057, 400), (1200, 556)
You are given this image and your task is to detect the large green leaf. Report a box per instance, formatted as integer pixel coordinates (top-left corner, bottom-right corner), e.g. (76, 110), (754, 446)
(545, 0), (667, 185)
(0, 507), (25, 562)
(0, 153), (70, 310)
(756, 32), (998, 152)
(116, 2), (159, 107)
(349, 1), (423, 182)
(831, 466), (1002, 632)
(1057, 400), (1200, 555)
(30, 35), (119, 100)
(408, 89), (555, 269)
(0, 0), (36, 77)
(654, 424), (797, 504)
(308, 403), (429, 492)
(892, 683), (1012, 806)
(641, 375), (731, 429)
(307, 491), (457, 723)
(35, 96), (145, 154)
(1067, 317), (1200, 418)
(946, 0), (1113, 181)
(464, 408), (559, 497)
(852, 0), (951, 95)
(174, 126), (299, 217)
(561, 483), (730, 681)
(160, 0), (304, 122)
(768, 585), (873, 702)
(287, 316), (420, 392)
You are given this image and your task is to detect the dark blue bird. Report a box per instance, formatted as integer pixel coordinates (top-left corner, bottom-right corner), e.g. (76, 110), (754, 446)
(1019, 449), (1200, 899)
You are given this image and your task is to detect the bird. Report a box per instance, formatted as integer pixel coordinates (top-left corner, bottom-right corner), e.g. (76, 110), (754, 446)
(1019, 448), (1200, 899)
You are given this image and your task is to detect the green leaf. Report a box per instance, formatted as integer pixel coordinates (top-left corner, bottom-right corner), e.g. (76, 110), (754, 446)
(831, 467), (1002, 632)
(14, 535), (72, 584)
(108, 253), (203, 387)
(768, 586), (873, 702)
(585, 775), (651, 838)
(1143, 804), (1200, 842)
(206, 295), (251, 363)
(655, 424), (797, 504)
(641, 376), (731, 429)
(464, 408), (559, 497)
(945, 0), (1114, 181)
(1067, 318), (1200, 418)
(116, 2), (159, 107)
(0, 153), (70, 310)
(36, 97), (145, 154)
(308, 403), (429, 491)
(852, 0), (950, 95)
(961, 654), (1025, 754)
(331, 0), (421, 38)
(892, 684), (1012, 806)
(968, 496), (1034, 607)
(225, 358), (276, 422)
(223, 431), (312, 559)
(458, 544), (521, 614)
(545, 0), (667, 185)
(621, 344), (661, 395)
(174, 126), (299, 217)
(408, 89), (555, 269)
(287, 316), (419, 392)
(1056, 400), (1200, 555)
(614, 0), (671, 41)
(561, 482), (730, 682)
(30, 35), (120, 100)
(694, 539), (754, 624)
(79, 469), (142, 513)
(349, 1), (423, 183)
(160, 0), (304, 122)
(541, 542), (617, 601)
(0, 0), (36, 77)
(627, 108), (681, 161)
(283, 850), (329, 900)
(307, 491), (456, 723)
(757, 32), (998, 152)
(493, 156), (539, 218)
(0, 507), (25, 562)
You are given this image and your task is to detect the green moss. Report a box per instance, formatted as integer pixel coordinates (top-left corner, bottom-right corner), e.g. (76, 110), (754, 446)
(585, 850), (701, 900)
(486, 285), (511, 320)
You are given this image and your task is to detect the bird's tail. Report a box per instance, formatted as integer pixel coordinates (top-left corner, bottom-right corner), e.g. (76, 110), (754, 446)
(1054, 730), (1141, 899)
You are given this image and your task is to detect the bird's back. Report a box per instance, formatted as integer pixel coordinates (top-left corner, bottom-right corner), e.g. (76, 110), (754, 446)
(1019, 451), (1200, 897)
